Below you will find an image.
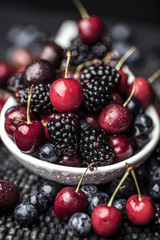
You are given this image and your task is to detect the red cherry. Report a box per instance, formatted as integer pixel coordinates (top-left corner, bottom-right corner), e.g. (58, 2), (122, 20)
(82, 112), (99, 128)
(49, 78), (83, 112)
(78, 16), (103, 45)
(73, 0), (103, 44)
(99, 104), (132, 133)
(56, 154), (82, 167)
(91, 204), (122, 237)
(108, 134), (133, 163)
(5, 107), (37, 139)
(40, 41), (64, 68)
(49, 51), (83, 112)
(0, 179), (20, 214)
(127, 77), (154, 107)
(126, 194), (155, 225)
(11, 48), (33, 68)
(54, 187), (88, 222)
(0, 98), (5, 113)
(14, 120), (45, 153)
(0, 61), (12, 87)
(117, 70), (129, 96)
(110, 92), (123, 105)
(41, 115), (51, 142)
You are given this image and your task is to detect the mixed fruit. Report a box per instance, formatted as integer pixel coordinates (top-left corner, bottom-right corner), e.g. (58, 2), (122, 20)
(0, 0), (160, 238)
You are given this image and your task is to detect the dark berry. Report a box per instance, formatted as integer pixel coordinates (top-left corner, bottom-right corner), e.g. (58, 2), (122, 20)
(40, 181), (57, 203)
(126, 97), (142, 116)
(0, 179), (20, 214)
(14, 203), (38, 225)
(25, 192), (48, 212)
(66, 37), (110, 67)
(23, 83), (57, 114)
(80, 120), (90, 131)
(79, 128), (114, 166)
(134, 114), (153, 133)
(22, 59), (55, 86)
(80, 64), (121, 112)
(150, 167), (160, 182)
(149, 181), (160, 202)
(132, 124), (150, 148)
(153, 141), (160, 164)
(152, 203), (160, 233)
(87, 192), (110, 215)
(113, 199), (127, 219)
(80, 184), (98, 200)
(7, 73), (24, 95)
(47, 113), (80, 155)
(38, 143), (58, 163)
(68, 212), (91, 237)
(110, 177), (135, 199)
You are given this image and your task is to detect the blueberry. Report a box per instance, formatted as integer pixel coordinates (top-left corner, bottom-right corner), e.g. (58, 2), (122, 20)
(14, 203), (38, 225)
(134, 114), (153, 133)
(110, 177), (135, 199)
(68, 212), (91, 237)
(113, 199), (127, 219)
(111, 24), (131, 42)
(87, 192), (110, 215)
(38, 144), (58, 163)
(135, 164), (149, 182)
(149, 181), (160, 201)
(80, 120), (90, 131)
(132, 124), (150, 148)
(126, 97), (142, 116)
(151, 168), (160, 182)
(25, 192), (48, 212)
(80, 184), (98, 200)
(40, 181), (57, 203)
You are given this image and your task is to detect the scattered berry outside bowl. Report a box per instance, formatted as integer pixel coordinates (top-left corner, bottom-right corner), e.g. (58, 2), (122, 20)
(0, 94), (159, 185)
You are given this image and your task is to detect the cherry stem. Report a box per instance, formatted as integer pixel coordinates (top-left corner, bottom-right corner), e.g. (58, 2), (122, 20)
(75, 162), (96, 193)
(15, 118), (24, 122)
(148, 69), (160, 84)
(108, 163), (132, 207)
(123, 81), (136, 107)
(74, 59), (99, 79)
(73, 0), (89, 19)
(65, 51), (71, 78)
(102, 52), (114, 64)
(27, 84), (34, 125)
(131, 168), (142, 201)
(115, 46), (136, 71)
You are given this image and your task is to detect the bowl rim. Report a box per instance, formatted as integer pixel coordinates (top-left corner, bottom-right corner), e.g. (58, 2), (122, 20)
(0, 95), (160, 175)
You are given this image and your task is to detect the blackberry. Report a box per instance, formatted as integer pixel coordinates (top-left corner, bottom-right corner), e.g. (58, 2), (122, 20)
(79, 128), (114, 166)
(7, 73), (24, 95)
(47, 113), (80, 155)
(152, 140), (160, 164)
(80, 64), (121, 112)
(152, 203), (160, 233)
(66, 37), (110, 67)
(23, 83), (56, 114)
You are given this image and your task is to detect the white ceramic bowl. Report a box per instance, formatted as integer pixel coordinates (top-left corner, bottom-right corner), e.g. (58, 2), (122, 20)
(0, 96), (160, 185)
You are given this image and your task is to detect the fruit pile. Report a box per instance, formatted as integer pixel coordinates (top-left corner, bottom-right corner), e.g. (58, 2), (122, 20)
(2, 0), (159, 168)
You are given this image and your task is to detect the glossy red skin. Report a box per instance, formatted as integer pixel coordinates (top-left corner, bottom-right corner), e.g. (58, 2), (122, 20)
(57, 154), (82, 167)
(99, 104), (133, 133)
(91, 204), (122, 237)
(127, 77), (154, 108)
(0, 99), (5, 112)
(108, 134), (133, 163)
(54, 187), (88, 222)
(110, 92), (123, 105)
(83, 112), (99, 128)
(49, 78), (83, 112)
(40, 42), (64, 68)
(41, 115), (51, 142)
(0, 179), (20, 214)
(78, 16), (103, 45)
(117, 70), (129, 97)
(126, 194), (155, 225)
(14, 120), (45, 153)
(5, 107), (37, 139)
(0, 61), (12, 87)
